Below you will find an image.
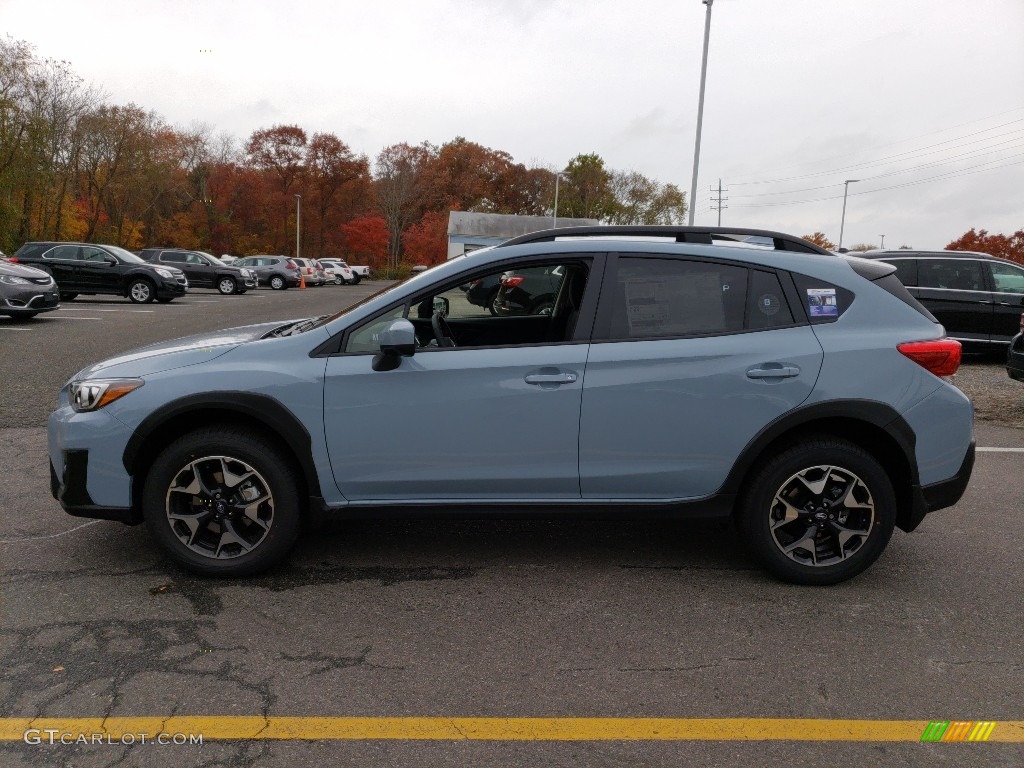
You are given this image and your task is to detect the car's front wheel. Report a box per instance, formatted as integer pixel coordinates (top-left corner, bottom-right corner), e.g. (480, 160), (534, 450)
(218, 277), (237, 295)
(142, 427), (303, 576)
(127, 278), (155, 304)
(270, 275), (286, 290)
(736, 437), (896, 585)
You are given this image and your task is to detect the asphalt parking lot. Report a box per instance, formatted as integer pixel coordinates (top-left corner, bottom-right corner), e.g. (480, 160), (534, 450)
(1, 285), (1022, 766)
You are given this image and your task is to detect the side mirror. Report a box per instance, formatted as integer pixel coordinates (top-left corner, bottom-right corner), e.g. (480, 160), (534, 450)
(433, 296), (450, 317)
(105, 257), (118, 266)
(373, 318), (416, 371)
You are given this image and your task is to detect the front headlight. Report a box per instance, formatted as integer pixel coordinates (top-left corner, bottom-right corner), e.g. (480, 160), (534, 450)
(154, 268), (174, 279)
(0, 275), (31, 285)
(69, 378), (144, 412)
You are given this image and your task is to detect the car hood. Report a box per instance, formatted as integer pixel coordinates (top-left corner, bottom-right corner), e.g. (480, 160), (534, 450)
(69, 320), (291, 381)
(0, 261), (51, 278)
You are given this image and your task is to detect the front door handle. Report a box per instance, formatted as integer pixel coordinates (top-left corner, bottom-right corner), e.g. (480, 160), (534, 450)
(525, 372), (577, 385)
(747, 365), (800, 380)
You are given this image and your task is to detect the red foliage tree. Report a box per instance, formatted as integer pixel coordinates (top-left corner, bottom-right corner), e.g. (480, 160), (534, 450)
(340, 216), (390, 268)
(402, 210), (449, 265)
(947, 228), (1024, 264)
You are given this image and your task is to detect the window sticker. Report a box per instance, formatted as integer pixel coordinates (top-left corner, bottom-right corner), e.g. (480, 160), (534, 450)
(807, 288), (838, 317)
(757, 293), (781, 316)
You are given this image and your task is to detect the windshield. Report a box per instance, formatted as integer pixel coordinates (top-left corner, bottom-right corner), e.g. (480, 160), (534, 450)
(108, 245), (146, 264)
(308, 276), (416, 330)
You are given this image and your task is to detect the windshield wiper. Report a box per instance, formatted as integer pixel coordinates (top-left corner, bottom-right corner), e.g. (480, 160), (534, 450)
(280, 315), (329, 336)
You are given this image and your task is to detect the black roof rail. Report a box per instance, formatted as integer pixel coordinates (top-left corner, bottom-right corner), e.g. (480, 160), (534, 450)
(497, 225), (833, 256)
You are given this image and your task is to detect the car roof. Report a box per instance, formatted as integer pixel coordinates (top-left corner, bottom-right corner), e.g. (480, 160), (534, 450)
(863, 249), (1015, 264)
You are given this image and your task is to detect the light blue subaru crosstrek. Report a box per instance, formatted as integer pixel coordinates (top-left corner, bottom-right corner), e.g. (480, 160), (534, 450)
(49, 226), (975, 585)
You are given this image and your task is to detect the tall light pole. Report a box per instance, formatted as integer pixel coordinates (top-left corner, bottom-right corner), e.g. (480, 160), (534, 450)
(294, 194), (302, 258)
(879, 234), (885, 248)
(838, 179), (859, 250)
(688, 0), (714, 226)
(552, 171), (566, 229)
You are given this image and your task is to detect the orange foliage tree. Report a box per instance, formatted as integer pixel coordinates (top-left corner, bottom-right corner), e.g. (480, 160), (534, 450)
(402, 210), (449, 265)
(947, 228), (1024, 264)
(340, 216), (390, 268)
(802, 232), (836, 250)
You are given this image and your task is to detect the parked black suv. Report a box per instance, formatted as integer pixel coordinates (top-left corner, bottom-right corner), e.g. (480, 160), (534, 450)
(12, 242), (188, 304)
(863, 249), (1024, 349)
(138, 248), (255, 295)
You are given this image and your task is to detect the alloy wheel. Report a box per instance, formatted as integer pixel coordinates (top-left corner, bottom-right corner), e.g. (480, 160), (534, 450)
(164, 455), (275, 559)
(768, 464), (875, 567)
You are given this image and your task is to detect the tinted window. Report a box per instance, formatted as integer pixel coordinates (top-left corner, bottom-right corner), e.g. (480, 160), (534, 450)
(79, 247), (109, 262)
(885, 258), (918, 287)
(918, 259), (984, 291)
(160, 252), (186, 263)
(989, 261), (1024, 294)
(607, 258), (747, 340)
(747, 270), (795, 329)
(44, 245), (79, 260)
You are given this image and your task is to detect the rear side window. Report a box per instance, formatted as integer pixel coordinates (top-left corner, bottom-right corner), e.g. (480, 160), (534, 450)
(886, 259), (918, 287)
(160, 252), (186, 263)
(918, 259), (984, 291)
(606, 257), (748, 340)
(747, 270), (795, 330)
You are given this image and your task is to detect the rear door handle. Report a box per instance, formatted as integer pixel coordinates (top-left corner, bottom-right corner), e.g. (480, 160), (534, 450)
(747, 365), (800, 380)
(525, 372), (577, 385)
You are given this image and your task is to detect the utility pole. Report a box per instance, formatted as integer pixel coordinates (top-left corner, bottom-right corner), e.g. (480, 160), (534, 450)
(294, 194), (301, 258)
(879, 234), (885, 248)
(709, 178), (728, 226)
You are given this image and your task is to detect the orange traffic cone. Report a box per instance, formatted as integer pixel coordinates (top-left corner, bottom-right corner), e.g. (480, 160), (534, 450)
(299, 274), (306, 289)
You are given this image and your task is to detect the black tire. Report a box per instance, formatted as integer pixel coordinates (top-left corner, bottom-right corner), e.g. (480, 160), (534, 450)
(127, 278), (155, 304)
(270, 275), (286, 290)
(486, 289), (500, 316)
(142, 427), (303, 577)
(217, 277), (237, 295)
(59, 292), (78, 301)
(530, 298), (554, 316)
(736, 437), (896, 586)
(351, 275), (361, 285)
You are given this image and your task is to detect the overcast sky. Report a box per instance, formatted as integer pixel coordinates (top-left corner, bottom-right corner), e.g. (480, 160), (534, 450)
(5, 0), (1023, 249)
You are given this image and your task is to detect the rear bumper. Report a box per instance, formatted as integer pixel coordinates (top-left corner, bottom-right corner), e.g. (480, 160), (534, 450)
(904, 440), (975, 531)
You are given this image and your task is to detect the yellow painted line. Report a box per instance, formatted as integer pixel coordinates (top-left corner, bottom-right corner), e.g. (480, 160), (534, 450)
(2, 718), (1023, 742)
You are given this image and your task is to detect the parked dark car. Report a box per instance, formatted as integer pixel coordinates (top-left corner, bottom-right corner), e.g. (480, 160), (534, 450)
(494, 264), (565, 315)
(138, 248), (255, 295)
(863, 250), (1024, 350)
(464, 273), (503, 314)
(231, 256), (302, 290)
(11, 242), (187, 304)
(0, 260), (60, 319)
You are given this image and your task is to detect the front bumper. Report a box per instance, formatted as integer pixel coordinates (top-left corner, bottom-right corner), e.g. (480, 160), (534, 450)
(1, 286), (60, 315)
(155, 278), (188, 299)
(1006, 333), (1024, 381)
(49, 451), (139, 524)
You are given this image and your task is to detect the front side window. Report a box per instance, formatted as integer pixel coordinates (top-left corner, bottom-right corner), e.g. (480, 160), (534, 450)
(989, 261), (1024, 294)
(606, 258), (747, 340)
(917, 259), (984, 291)
(79, 246), (110, 262)
(344, 306), (406, 354)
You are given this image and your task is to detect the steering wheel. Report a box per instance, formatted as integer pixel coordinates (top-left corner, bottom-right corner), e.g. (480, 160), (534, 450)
(431, 311), (457, 347)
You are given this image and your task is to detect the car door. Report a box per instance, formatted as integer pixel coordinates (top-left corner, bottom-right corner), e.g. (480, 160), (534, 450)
(74, 245), (121, 292)
(39, 244), (80, 289)
(985, 260), (1024, 342)
(322, 257), (597, 501)
(578, 255), (823, 500)
(913, 257), (993, 344)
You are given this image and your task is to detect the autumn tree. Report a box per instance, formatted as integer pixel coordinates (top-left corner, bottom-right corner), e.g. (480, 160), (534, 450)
(401, 210), (448, 265)
(802, 232), (836, 250)
(340, 215), (390, 268)
(848, 243), (878, 252)
(245, 125), (307, 254)
(374, 142), (434, 266)
(305, 133), (369, 258)
(947, 228), (1024, 264)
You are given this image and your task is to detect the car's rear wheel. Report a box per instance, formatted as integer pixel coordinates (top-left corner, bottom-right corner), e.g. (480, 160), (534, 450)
(143, 427), (302, 576)
(270, 275), (286, 290)
(351, 275), (361, 285)
(127, 278), (155, 304)
(736, 437), (896, 585)
(218, 277), (237, 295)
(487, 289), (500, 316)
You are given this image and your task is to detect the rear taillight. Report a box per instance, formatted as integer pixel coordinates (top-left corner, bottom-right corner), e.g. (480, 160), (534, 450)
(502, 276), (524, 288)
(897, 339), (962, 377)
(7, 257), (18, 263)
